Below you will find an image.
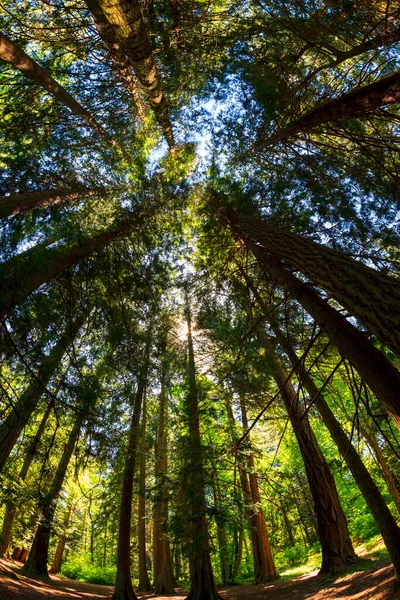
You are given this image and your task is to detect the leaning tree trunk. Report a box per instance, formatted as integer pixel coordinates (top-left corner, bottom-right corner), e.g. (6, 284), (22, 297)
(0, 32), (108, 138)
(111, 329), (152, 600)
(360, 424), (400, 517)
(224, 208), (400, 357)
(137, 389), (151, 592)
(49, 494), (74, 574)
(0, 313), (86, 472)
(184, 293), (221, 600)
(238, 398), (279, 584)
(258, 328), (357, 574)
(230, 236), (400, 430)
(251, 277), (400, 581)
(84, 0), (146, 116)
(0, 214), (137, 317)
(0, 186), (106, 220)
(153, 344), (175, 594)
(0, 402), (53, 557)
(254, 70), (400, 147)
(22, 404), (88, 577)
(97, 0), (174, 147)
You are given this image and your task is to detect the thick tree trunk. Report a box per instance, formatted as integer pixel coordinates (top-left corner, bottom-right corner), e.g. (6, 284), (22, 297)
(0, 216), (135, 317)
(0, 403), (53, 557)
(230, 236), (400, 430)
(111, 330), (151, 600)
(225, 208), (400, 357)
(239, 398), (279, 584)
(0, 187), (106, 220)
(184, 294), (221, 600)
(0, 32), (108, 138)
(0, 314), (85, 472)
(258, 329), (357, 574)
(84, 0), (146, 116)
(138, 390), (151, 592)
(97, 0), (174, 147)
(49, 495), (74, 574)
(254, 70), (400, 147)
(22, 406), (87, 577)
(153, 346), (175, 594)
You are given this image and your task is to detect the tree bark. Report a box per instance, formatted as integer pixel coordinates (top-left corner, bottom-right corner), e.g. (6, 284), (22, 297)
(97, 0), (174, 147)
(258, 329), (357, 574)
(0, 187), (106, 220)
(49, 494), (74, 574)
(254, 70), (400, 147)
(22, 405), (87, 577)
(228, 232), (400, 430)
(137, 389), (151, 591)
(239, 398), (279, 584)
(0, 216), (135, 317)
(111, 329), (152, 600)
(184, 293), (221, 600)
(251, 279), (400, 580)
(225, 208), (400, 357)
(0, 32), (108, 138)
(0, 314), (86, 472)
(0, 402), (53, 557)
(84, 0), (146, 116)
(153, 344), (175, 594)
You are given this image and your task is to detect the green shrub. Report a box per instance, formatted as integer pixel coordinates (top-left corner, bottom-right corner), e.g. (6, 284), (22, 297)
(62, 557), (117, 586)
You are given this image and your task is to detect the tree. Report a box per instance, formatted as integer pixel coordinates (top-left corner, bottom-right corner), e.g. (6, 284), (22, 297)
(111, 327), (152, 600)
(0, 32), (108, 139)
(183, 292), (221, 600)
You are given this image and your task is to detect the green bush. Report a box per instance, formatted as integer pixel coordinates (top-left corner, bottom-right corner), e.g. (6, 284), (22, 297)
(62, 557), (117, 585)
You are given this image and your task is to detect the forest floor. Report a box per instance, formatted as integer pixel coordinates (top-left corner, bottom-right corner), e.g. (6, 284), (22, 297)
(0, 556), (399, 600)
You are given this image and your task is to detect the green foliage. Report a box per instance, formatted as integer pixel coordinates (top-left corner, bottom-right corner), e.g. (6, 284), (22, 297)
(62, 556), (117, 585)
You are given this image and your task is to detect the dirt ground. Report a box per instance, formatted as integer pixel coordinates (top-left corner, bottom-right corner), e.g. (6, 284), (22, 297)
(0, 558), (399, 600)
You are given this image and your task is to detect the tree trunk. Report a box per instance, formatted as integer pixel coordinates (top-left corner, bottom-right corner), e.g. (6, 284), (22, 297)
(0, 32), (108, 138)
(361, 424), (400, 516)
(138, 389), (151, 591)
(279, 499), (295, 546)
(231, 239), (400, 430)
(0, 314), (86, 472)
(84, 0), (146, 116)
(211, 466), (230, 585)
(0, 187), (106, 220)
(254, 70), (400, 147)
(153, 344), (175, 594)
(22, 405), (87, 577)
(183, 293), (221, 600)
(111, 329), (152, 600)
(239, 398), (279, 584)
(49, 494), (74, 574)
(225, 208), (400, 357)
(0, 216), (135, 317)
(97, 0), (174, 147)
(258, 329), (357, 574)
(0, 402), (53, 557)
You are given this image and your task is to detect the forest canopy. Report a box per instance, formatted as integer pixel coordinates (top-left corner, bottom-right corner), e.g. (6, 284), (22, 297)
(0, 1), (400, 599)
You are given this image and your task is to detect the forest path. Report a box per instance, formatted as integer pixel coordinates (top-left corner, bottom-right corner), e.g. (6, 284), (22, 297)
(0, 558), (398, 600)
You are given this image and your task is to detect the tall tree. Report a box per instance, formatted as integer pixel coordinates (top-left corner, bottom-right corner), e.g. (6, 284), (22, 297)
(183, 292), (221, 600)
(137, 387), (151, 591)
(153, 338), (175, 594)
(0, 33), (108, 139)
(111, 328), (152, 600)
(0, 314), (86, 472)
(95, 0), (175, 146)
